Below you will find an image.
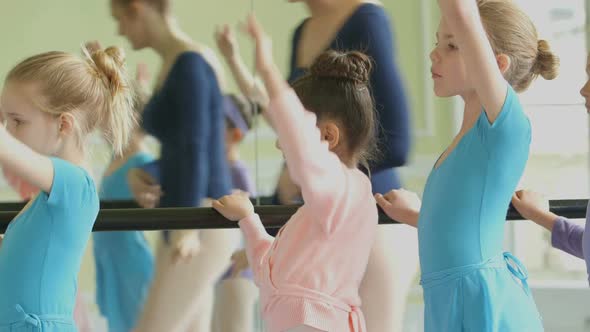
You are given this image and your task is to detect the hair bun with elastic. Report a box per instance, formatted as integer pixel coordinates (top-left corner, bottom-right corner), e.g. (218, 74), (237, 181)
(310, 50), (372, 85)
(533, 39), (559, 80)
(87, 46), (128, 95)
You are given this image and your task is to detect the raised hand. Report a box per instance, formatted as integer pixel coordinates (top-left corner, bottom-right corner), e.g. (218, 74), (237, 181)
(240, 14), (288, 100)
(215, 24), (239, 60)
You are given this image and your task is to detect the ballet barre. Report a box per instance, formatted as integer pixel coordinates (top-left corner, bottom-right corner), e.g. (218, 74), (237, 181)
(0, 199), (587, 234)
(0, 197), (278, 211)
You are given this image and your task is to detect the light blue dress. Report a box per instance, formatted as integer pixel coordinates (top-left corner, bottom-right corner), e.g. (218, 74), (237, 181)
(94, 152), (155, 332)
(418, 86), (544, 331)
(0, 158), (99, 331)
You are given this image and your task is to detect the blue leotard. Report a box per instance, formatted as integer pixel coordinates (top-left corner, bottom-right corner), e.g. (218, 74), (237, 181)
(0, 158), (99, 331)
(418, 86), (543, 331)
(94, 152), (155, 332)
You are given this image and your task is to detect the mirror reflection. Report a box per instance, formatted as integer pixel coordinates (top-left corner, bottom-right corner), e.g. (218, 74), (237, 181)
(0, 0), (588, 331)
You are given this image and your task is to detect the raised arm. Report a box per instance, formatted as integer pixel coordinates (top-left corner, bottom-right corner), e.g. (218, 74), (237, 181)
(0, 124), (54, 194)
(216, 25), (269, 108)
(438, 0), (507, 122)
(245, 15), (347, 233)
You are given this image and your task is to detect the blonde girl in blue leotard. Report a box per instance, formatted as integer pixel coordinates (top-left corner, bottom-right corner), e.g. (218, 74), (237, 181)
(377, 0), (559, 330)
(0, 46), (136, 331)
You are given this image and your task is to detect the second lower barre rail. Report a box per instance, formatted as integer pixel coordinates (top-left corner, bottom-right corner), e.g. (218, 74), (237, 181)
(0, 199), (587, 234)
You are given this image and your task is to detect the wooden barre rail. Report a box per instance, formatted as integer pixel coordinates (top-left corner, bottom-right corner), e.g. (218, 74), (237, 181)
(0, 199), (586, 233)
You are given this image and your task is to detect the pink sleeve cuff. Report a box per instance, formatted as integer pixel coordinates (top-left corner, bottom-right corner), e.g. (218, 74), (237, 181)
(239, 214), (267, 242)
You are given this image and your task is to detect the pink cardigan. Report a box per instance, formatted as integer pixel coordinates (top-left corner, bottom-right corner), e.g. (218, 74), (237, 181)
(239, 89), (378, 332)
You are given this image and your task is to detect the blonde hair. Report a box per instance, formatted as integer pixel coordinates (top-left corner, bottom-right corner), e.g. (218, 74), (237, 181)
(130, 79), (149, 127)
(478, 0), (560, 92)
(6, 46), (137, 156)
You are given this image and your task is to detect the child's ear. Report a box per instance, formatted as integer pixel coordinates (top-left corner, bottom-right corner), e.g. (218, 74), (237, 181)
(58, 113), (75, 137)
(496, 53), (511, 75)
(320, 122), (340, 150)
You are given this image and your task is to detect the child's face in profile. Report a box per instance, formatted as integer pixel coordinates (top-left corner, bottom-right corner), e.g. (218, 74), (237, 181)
(0, 82), (63, 156)
(430, 18), (469, 98)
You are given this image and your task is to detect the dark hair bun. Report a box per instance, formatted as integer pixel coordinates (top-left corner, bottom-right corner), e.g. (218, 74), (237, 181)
(310, 50), (372, 85)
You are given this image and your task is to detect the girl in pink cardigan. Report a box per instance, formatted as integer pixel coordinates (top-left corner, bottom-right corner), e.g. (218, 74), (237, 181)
(212, 15), (379, 332)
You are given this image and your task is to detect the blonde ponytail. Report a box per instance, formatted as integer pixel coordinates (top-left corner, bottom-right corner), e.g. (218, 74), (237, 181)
(6, 46), (137, 156)
(85, 46), (137, 156)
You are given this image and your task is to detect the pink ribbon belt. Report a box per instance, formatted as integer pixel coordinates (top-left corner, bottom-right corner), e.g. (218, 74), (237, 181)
(269, 285), (365, 332)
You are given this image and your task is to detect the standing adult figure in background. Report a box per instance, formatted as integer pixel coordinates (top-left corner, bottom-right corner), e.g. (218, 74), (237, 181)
(110, 0), (238, 331)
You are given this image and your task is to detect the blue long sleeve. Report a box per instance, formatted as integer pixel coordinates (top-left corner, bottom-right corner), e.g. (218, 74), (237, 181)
(142, 52), (231, 209)
(338, 7), (411, 172)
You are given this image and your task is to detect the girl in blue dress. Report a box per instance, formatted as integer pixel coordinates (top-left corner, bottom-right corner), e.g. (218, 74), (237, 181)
(377, 0), (559, 330)
(0, 45), (136, 331)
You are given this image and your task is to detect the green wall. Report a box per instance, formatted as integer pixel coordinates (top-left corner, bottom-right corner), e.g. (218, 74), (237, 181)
(0, 0), (456, 155)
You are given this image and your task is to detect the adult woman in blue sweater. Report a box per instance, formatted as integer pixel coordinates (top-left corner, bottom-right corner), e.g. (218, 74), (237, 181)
(110, 0), (239, 331)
